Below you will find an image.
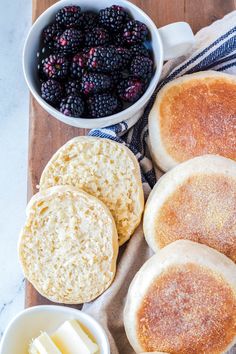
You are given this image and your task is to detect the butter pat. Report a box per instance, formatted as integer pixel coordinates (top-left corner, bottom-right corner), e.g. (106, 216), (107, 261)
(51, 320), (99, 354)
(29, 332), (62, 354)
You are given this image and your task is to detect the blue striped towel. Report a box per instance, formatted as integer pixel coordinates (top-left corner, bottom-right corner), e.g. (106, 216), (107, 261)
(89, 11), (236, 190)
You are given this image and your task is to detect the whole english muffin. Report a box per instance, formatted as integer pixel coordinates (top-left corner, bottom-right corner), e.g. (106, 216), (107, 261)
(148, 71), (236, 171)
(39, 137), (144, 246)
(143, 155), (236, 262)
(18, 186), (118, 304)
(124, 240), (236, 354)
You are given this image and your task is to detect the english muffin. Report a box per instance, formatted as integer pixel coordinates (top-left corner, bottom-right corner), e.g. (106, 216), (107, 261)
(124, 240), (236, 354)
(148, 71), (236, 171)
(19, 186), (118, 304)
(39, 137), (144, 246)
(143, 155), (236, 262)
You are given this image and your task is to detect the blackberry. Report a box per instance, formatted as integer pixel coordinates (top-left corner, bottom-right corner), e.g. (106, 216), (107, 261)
(87, 93), (121, 118)
(129, 44), (150, 58)
(42, 23), (63, 49)
(57, 29), (83, 54)
(60, 95), (85, 117)
(87, 47), (123, 73)
(84, 27), (110, 47)
(81, 73), (113, 95)
(114, 32), (126, 46)
(65, 80), (81, 96)
(41, 79), (63, 104)
(111, 71), (123, 84)
(116, 47), (131, 67)
(99, 5), (130, 32)
(41, 54), (69, 80)
(123, 20), (148, 44)
(80, 11), (98, 29)
(117, 78), (144, 102)
(55, 6), (82, 28)
(130, 56), (153, 79)
(82, 47), (91, 59)
(70, 53), (86, 79)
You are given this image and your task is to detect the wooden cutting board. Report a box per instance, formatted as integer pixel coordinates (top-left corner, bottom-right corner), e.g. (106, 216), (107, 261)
(26, 0), (236, 308)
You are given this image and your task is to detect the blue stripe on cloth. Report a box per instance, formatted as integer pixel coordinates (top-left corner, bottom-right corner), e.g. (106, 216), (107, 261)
(186, 35), (236, 74)
(89, 22), (236, 189)
(218, 61), (236, 71)
(200, 53), (236, 71)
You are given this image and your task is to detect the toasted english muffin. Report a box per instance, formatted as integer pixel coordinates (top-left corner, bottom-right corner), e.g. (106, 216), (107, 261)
(143, 155), (236, 262)
(148, 71), (236, 171)
(39, 137), (144, 246)
(124, 240), (236, 354)
(18, 186), (118, 304)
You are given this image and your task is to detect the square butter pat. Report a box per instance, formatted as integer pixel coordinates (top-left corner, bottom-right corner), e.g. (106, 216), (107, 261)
(29, 332), (62, 354)
(51, 320), (99, 354)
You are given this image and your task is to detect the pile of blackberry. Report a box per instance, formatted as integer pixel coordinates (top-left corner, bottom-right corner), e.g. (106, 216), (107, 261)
(39, 5), (154, 118)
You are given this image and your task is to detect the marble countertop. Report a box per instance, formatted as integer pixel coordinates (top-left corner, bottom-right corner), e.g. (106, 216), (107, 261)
(0, 0), (32, 338)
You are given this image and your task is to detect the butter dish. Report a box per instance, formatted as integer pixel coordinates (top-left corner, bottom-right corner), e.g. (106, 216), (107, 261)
(0, 305), (109, 354)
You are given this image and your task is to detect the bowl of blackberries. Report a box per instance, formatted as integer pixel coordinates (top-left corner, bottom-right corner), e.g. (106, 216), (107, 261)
(23, 0), (163, 128)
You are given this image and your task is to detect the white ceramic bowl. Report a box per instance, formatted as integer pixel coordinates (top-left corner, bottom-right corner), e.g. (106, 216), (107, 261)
(0, 305), (110, 354)
(23, 0), (194, 129)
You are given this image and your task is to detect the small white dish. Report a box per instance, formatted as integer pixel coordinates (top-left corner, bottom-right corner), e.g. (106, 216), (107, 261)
(23, 0), (194, 129)
(0, 305), (110, 354)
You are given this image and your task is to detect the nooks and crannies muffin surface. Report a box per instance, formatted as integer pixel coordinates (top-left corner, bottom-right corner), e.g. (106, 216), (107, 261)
(19, 186), (118, 304)
(39, 138), (144, 246)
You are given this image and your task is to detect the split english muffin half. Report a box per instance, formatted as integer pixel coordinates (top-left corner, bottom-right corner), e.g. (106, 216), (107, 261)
(124, 240), (236, 354)
(148, 71), (236, 171)
(39, 137), (144, 246)
(143, 154), (236, 262)
(18, 186), (118, 304)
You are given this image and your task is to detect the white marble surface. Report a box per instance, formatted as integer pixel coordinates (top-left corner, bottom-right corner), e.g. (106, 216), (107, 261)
(0, 0), (32, 338)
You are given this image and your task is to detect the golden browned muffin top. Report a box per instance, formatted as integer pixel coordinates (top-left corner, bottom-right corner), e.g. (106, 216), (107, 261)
(137, 263), (236, 354)
(159, 77), (236, 163)
(155, 174), (236, 261)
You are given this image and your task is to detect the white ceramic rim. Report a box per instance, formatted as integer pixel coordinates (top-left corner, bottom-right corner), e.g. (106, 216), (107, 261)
(22, 0), (163, 128)
(0, 305), (110, 353)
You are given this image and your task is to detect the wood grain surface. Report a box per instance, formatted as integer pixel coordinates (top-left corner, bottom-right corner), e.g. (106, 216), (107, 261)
(26, 0), (236, 307)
